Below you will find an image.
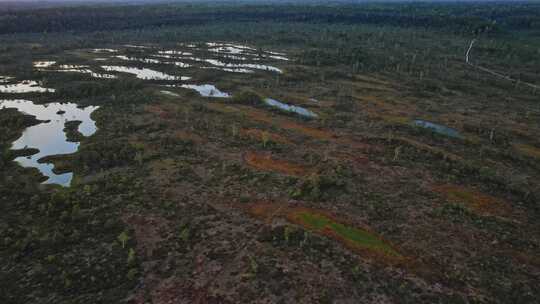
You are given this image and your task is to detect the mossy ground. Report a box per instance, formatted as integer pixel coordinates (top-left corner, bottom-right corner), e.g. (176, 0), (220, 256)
(244, 151), (309, 177)
(291, 210), (401, 259)
(513, 143), (540, 160)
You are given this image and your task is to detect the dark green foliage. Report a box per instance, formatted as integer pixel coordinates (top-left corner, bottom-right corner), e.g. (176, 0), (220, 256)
(74, 139), (138, 173)
(0, 172), (140, 303)
(1, 2), (539, 35)
(232, 90), (263, 106)
(0, 109), (41, 168)
(63, 120), (83, 143)
(55, 79), (150, 105)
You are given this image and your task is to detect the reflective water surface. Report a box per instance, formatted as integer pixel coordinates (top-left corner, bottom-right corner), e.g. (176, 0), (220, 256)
(101, 66), (190, 80)
(413, 120), (463, 139)
(180, 84), (230, 98)
(264, 98), (318, 118)
(115, 55), (161, 64)
(204, 59), (282, 73)
(0, 99), (99, 186)
(0, 80), (55, 93)
(55, 65), (117, 79)
(33, 61), (57, 68)
(160, 90), (180, 97)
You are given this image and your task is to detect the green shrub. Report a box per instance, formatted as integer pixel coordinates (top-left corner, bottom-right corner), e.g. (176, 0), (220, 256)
(232, 90), (263, 105)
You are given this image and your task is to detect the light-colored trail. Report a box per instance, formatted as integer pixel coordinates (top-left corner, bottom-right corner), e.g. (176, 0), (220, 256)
(465, 39), (540, 91)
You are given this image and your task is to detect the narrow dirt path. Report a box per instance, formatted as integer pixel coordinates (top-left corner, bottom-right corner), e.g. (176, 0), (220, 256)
(466, 39), (540, 91)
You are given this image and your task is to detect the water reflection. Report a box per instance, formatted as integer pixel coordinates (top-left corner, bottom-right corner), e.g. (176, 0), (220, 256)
(33, 61), (56, 68)
(160, 90), (180, 97)
(101, 65), (190, 81)
(180, 84), (230, 98)
(0, 99), (99, 186)
(264, 98), (318, 118)
(54, 65), (117, 79)
(0, 80), (55, 93)
(92, 48), (118, 53)
(115, 55), (161, 64)
(204, 59), (282, 73)
(413, 120), (463, 139)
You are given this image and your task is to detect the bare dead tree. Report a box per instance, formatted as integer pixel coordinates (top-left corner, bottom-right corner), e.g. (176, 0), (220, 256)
(466, 39), (540, 91)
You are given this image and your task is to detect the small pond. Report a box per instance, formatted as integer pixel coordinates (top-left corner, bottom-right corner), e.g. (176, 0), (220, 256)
(53, 65), (117, 79)
(101, 66), (190, 81)
(115, 55), (161, 64)
(203, 67), (254, 74)
(160, 90), (180, 97)
(92, 48), (118, 53)
(0, 99), (99, 186)
(0, 76), (12, 83)
(158, 50), (193, 56)
(413, 120), (463, 139)
(33, 61), (57, 68)
(181, 84), (230, 98)
(204, 59), (282, 73)
(0, 80), (55, 93)
(264, 98), (318, 118)
(206, 42), (288, 61)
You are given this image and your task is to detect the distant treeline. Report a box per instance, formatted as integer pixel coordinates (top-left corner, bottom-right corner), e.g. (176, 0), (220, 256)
(0, 2), (539, 35)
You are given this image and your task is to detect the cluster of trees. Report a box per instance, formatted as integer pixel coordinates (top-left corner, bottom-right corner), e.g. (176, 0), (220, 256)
(0, 2), (539, 35)
(71, 139), (138, 173)
(0, 109), (41, 168)
(0, 171), (140, 302)
(55, 78), (151, 105)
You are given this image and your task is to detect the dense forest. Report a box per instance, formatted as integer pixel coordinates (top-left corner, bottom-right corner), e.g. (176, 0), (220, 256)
(0, 2), (540, 35)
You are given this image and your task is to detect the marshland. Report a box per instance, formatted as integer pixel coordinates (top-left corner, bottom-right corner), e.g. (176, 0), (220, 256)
(0, 1), (539, 303)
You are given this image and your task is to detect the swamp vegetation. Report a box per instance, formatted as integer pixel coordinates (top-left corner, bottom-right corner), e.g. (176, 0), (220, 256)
(0, 1), (539, 303)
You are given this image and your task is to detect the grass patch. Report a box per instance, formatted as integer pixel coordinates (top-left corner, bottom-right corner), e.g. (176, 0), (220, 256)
(394, 136), (462, 162)
(380, 115), (410, 126)
(513, 143), (540, 159)
(232, 90), (263, 105)
(432, 184), (511, 217)
(291, 210), (400, 258)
